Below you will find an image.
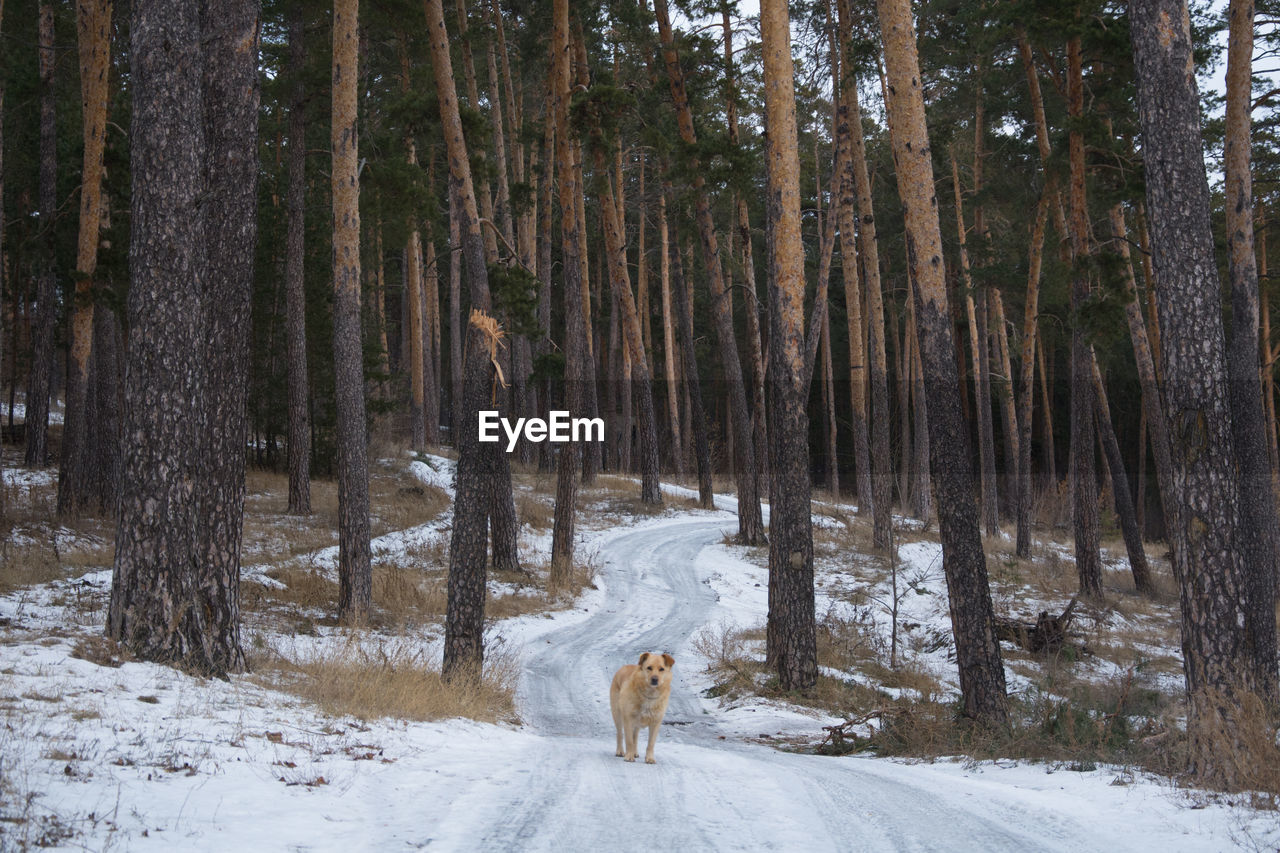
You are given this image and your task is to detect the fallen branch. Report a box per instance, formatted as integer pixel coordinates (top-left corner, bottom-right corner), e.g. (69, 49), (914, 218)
(994, 598), (1090, 655)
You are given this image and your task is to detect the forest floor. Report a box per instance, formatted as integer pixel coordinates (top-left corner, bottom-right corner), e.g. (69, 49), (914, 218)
(0, 445), (1277, 850)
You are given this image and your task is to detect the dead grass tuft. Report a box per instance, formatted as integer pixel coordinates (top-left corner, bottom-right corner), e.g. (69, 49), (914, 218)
(253, 635), (517, 723)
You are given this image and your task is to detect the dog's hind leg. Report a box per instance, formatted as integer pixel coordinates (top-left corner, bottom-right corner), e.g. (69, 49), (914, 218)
(612, 704), (624, 757)
(644, 723), (660, 764)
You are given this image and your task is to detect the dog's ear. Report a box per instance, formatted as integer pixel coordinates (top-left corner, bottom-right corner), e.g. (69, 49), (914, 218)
(638, 652), (650, 666)
(662, 654), (675, 668)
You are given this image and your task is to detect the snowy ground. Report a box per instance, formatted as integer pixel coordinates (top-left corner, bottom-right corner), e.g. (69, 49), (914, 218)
(1, 455), (1277, 850)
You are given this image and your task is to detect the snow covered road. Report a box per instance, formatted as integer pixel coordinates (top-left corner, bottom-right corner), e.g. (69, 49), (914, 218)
(412, 517), (1231, 852)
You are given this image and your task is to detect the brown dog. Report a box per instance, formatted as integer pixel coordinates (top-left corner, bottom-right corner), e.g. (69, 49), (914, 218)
(610, 652), (674, 764)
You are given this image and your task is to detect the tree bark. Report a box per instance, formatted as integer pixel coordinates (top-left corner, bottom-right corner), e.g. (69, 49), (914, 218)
(877, 0), (1008, 725)
(26, 0), (57, 468)
(1225, 0), (1279, 701)
(1131, 0), (1258, 784)
(58, 0), (112, 515)
(951, 153), (999, 536)
(669, 211), (714, 508)
(284, 9), (311, 514)
(426, 0), (505, 673)
(659, 194), (684, 475)
(1110, 205), (1178, 557)
(596, 156), (661, 503)
(1066, 36), (1103, 600)
(549, 0), (588, 583)
(760, 0), (817, 692)
(109, 0), (243, 675)
(196, 0), (259, 671)
(332, 0), (372, 622)
(1090, 357), (1154, 594)
(1015, 194), (1049, 557)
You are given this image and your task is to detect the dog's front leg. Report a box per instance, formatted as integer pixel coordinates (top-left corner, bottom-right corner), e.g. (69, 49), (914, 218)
(624, 724), (639, 762)
(644, 723), (660, 764)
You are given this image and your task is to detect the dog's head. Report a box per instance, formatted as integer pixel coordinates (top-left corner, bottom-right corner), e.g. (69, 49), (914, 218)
(637, 652), (675, 689)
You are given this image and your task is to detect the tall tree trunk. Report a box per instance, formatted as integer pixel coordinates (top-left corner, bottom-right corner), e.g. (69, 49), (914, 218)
(653, 0), (763, 543)
(821, 308), (839, 496)
(724, 7), (769, 506)
(990, 291), (1019, 520)
(0, 0), (5, 519)
(596, 154), (661, 503)
(1091, 357), (1154, 594)
(284, 9), (311, 514)
(908, 282), (932, 522)
(450, 187), (464, 443)
(58, 0), (112, 515)
(1225, 0), (1280, 701)
(109, 0), (243, 675)
(760, 0), (817, 692)
(1110, 205), (1178, 559)
(1066, 36), (1103, 600)
(1015, 194), (1049, 557)
(837, 0), (894, 546)
(426, 0), (505, 674)
(549, 0), (588, 582)
(951, 153), (999, 535)
(1131, 0), (1258, 785)
(878, 0), (1008, 725)
(399, 35), (427, 450)
(196, 0), (259, 671)
(1037, 334), (1057, 487)
(332, 0), (372, 622)
(670, 211), (714, 507)
(26, 0), (57, 468)
(659, 194), (684, 475)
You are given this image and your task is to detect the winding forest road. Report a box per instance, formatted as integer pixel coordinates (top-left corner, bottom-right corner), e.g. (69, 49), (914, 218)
(420, 516), (1201, 852)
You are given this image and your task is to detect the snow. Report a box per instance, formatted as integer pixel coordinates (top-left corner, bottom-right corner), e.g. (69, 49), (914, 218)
(1, 460), (1276, 851)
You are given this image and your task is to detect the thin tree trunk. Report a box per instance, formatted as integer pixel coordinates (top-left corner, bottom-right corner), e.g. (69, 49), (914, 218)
(1110, 205), (1178, 559)
(1225, 0), (1279, 701)
(821, 309), (839, 497)
(284, 9), (311, 514)
(26, 0), (57, 468)
(332, 0), (372, 622)
(725, 8), (769, 506)
(1067, 36), (1102, 600)
(1037, 333), (1057, 487)
(426, 0), (505, 673)
(1091, 357), (1154, 593)
(1131, 0), (1258, 785)
(659, 194), (684, 475)
(951, 153), (999, 535)
(990, 291), (1019, 520)
(549, 0), (588, 582)
(400, 35), (427, 450)
(1016, 194), (1049, 557)
(878, 0), (1008, 724)
(670, 212), (714, 507)
(596, 154), (661, 503)
(58, 0), (112, 515)
(909, 281), (932, 522)
(653, 0), (763, 543)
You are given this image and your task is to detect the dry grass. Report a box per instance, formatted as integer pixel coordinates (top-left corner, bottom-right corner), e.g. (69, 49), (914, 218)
(516, 494), (554, 530)
(252, 635), (517, 723)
